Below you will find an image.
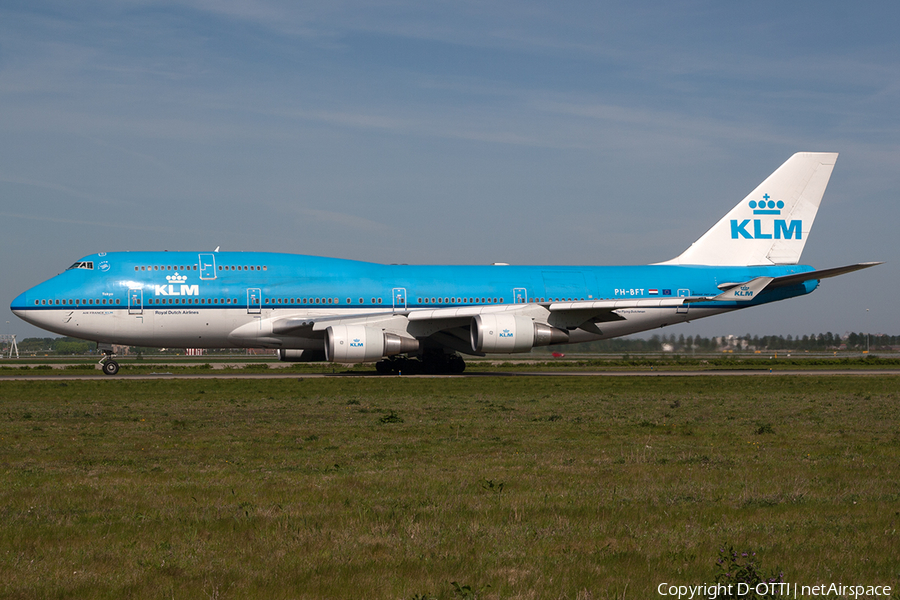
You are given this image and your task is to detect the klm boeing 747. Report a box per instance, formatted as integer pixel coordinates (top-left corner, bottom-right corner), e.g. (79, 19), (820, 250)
(11, 153), (879, 374)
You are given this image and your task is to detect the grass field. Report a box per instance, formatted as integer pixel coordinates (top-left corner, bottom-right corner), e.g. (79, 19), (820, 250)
(1, 376), (898, 599)
(1, 353), (899, 375)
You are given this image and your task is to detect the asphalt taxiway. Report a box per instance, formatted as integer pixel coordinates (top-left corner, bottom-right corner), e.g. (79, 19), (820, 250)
(1, 369), (898, 381)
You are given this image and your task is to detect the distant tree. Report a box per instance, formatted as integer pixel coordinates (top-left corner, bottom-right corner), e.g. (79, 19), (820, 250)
(54, 340), (92, 355)
(19, 337), (57, 352)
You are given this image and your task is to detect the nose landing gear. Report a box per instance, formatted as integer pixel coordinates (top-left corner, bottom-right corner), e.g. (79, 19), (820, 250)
(98, 345), (120, 376)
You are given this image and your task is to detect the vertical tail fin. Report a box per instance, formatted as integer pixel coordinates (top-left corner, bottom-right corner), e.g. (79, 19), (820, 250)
(659, 152), (838, 266)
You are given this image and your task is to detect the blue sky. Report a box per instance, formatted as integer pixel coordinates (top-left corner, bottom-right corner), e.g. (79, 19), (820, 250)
(1, 1), (897, 339)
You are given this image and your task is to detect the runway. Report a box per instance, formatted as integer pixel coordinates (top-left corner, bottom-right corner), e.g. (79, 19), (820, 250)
(1, 368), (898, 381)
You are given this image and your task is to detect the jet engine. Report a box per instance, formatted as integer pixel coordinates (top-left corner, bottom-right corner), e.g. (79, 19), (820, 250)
(325, 325), (419, 362)
(470, 314), (568, 353)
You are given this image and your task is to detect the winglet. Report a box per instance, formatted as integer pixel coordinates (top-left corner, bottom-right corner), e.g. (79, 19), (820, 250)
(709, 276), (774, 302)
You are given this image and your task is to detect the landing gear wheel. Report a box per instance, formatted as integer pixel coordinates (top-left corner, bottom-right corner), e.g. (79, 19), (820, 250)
(450, 355), (466, 374)
(375, 360), (392, 375)
(102, 360), (120, 376)
(419, 352), (466, 374)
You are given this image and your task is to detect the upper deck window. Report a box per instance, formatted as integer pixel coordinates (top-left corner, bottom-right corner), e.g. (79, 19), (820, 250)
(67, 261), (94, 270)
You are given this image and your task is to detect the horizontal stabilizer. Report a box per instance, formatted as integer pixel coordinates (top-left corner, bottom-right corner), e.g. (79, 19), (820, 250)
(690, 262), (881, 304)
(766, 262), (882, 289)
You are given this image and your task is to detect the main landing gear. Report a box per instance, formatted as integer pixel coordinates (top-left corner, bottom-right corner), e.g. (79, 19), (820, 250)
(375, 352), (466, 375)
(98, 345), (120, 376)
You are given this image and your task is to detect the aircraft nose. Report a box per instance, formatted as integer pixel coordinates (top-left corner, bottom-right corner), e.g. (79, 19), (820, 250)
(10, 290), (29, 317)
(9, 290), (35, 325)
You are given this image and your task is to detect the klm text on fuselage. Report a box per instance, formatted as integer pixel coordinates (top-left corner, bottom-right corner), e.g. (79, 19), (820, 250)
(154, 284), (199, 296)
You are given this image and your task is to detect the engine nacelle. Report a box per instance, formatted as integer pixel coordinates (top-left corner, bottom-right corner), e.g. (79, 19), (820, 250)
(278, 349), (326, 362)
(470, 314), (568, 353)
(325, 325), (419, 363)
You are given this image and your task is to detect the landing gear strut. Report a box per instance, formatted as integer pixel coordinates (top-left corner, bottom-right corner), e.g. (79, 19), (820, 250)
(98, 345), (120, 376)
(375, 352), (466, 375)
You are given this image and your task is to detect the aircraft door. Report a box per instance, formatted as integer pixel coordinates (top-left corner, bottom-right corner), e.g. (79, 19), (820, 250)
(513, 288), (528, 304)
(677, 289), (690, 314)
(128, 288), (143, 315)
(392, 288), (407, 313)
(199, 253), (217, 280)
(247, 288), (262, 314)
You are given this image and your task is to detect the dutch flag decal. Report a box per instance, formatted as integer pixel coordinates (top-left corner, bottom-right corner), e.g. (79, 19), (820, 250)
(649, 289), (659, 295)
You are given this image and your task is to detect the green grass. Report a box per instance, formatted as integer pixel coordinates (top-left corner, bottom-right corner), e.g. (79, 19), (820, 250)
(1, 376), (899, 599)
(1, 353), (898, 377)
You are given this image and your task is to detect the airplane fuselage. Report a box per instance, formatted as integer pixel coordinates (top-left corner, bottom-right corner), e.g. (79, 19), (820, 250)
(11, 251), (817, 349)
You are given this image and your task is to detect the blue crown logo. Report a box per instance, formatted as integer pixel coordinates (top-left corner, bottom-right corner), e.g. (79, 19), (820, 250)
(749, 193), (784, 215)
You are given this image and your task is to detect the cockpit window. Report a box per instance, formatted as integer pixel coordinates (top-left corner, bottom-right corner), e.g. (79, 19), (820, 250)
(67, 261), (94, 270)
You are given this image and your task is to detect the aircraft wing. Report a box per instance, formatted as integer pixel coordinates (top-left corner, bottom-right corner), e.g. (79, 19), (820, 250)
(230, 297), (683, 348)
(229, 262), (881, 351)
